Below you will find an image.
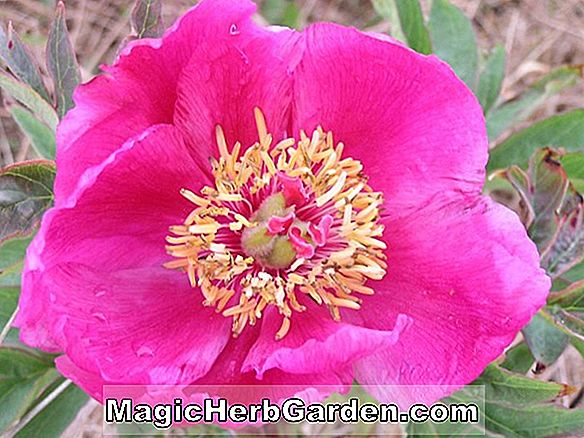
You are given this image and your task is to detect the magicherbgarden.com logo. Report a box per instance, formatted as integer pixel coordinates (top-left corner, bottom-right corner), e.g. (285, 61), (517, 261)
(104, 395), (482, 433)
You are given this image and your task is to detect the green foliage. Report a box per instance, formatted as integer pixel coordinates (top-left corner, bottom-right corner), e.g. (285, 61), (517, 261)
(0, 72), (59, 131)
(488, 109), (584, 172)
(46, 1), (81, 119)
(486, 66), (581, 142)
(131, 0), (164, 38)
(392, 0), (432, 54)
(0, 160), (56, 243)
(261, 0), (300, 28)
(14, 383), (88, 438)
(9, 105), (56, 160)
(522, 313), (570, 366)
(0, 348), (60, 433)
(428, 0), (478, 88)
(0, 23), (50, 102)
(476, 45), (505, 114)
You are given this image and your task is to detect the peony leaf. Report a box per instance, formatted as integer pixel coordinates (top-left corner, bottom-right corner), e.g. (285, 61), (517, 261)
(262, 0), (300, 28)
(428, 0), (478, 88)
(563, 260), (584, 284)
(561, 152), (584, 193)
(0, 286), (19, 348)
(522, 313), (570, 367)
(527, 149), (569, 253)
(0, 236), (31, 287)
(393, 0), (432, 55)
(131, 0), (164, 39)
(371, 0), (406, 43)
(545, 306), (584, 343)
(541, 192), (584, 278)
(9, 105), (56, 160)
(476, 45), (506, 114)
(472, 365), (582, 438)
(46, 1), (81, 119)
(549, 280), (584, 312)
(407, 365), (581, 438)
(0, 23), (51, 102)
(500, 342), (534, 374)
(488, 109), (584, 173)
(13, 383), (88, 438)
(486, 66), (581, 142)
(0, 160), (55, 244)
(0, 72), (59, 132)
(0, 348), (59, 433)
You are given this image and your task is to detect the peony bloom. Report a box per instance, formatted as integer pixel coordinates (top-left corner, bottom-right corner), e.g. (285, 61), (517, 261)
(16, 0), (550, 407)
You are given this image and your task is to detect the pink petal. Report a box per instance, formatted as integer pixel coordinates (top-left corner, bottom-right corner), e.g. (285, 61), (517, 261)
(172, 15), (300, 154)
(350, 194), (550, 406)
(277, 172), (308, 207)
(288, 226), (315, 258)
(16, 125), (212, 348)
(242, 305), (410, 378)
(55, 0), (259, 204)
(308, 214), (333, 246)
(41, 264), (230, 387)
(267, 212), (295, 234)
(292, 23), (487, 215)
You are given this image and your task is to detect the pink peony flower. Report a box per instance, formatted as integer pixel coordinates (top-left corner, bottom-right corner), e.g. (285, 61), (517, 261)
(16, 0), (550, 407)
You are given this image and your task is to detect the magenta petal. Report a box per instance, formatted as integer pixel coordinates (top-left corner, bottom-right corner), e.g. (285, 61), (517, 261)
(173, 18), (299, 154)
(267, 212), (295, 235)
(16, 125), (212, 348)
(351, 194), (550, 405)
(242, 306), (410, 378)
(292, 23), (487, 214)
(55, 0), (259, 203)
(277, 172), (308, 207)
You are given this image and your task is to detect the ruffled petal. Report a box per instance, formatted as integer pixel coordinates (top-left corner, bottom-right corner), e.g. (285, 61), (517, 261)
(39, 264), (230, 387)
(242, 304), (410, 378)
(350, 194), (550, 405)
(292, 23), (487, 214)
(172, 20), (300, 154)
(55, 0), (259, 203)
(16, 125), (211, 348)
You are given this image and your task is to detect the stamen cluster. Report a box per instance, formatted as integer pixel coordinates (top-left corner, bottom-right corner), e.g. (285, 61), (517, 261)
(165, 109), (386, 340)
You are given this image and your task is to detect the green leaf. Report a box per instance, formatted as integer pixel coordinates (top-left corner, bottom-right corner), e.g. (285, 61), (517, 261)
(0, 160), (55, 244)
(549, 280), (584, 312)
(561, 152), (584, 193)
(46, 1), (81, 119)
(522, 313), (570, 366)
(527, 149), (570, 253)
(9, 105), (56, 160)
(371, 0), (406, 42)
(0, 286), (19, 331)
(476, 45), (505, 114)
(563, 260), (584, 284)
(540, 191), (584, 278)
(0, 23), (50, 102)
(488, 110), (584, 173)
(0, 72), (59, 132)
(545, 306), (584, 342)
(0, 236), (31, 287)
(14, 383), (88, 438)
(0, 348), (59, 433)
(486, 66), (581, 142)
(411, 365), (582, 438)
(394, 0), (432, 55)
(476, 365), (581, 438)
(262, 0), (300, 28)
(131, 0), (164, 39)
(500, 342), (534, 374)
(428, 0), (478, 88)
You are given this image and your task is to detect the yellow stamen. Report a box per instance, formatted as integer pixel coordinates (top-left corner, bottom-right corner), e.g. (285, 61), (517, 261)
(165, 108), (386, 340)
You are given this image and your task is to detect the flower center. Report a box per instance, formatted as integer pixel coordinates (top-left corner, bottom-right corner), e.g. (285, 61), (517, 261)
(165, 108), (386, 340)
